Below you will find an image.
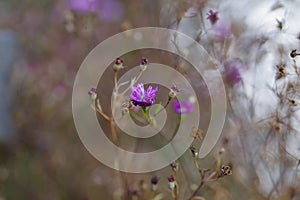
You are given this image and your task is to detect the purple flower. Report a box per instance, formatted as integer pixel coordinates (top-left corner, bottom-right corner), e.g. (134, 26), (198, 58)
(130, 83), (158, 107)
(225, 60), (247, 85)
(67, 0), (124, 22)
(206, 10), (219, 25)
(212, 21), (231, 40)
(98, 0), (124, 22)
(173, 100), (194, 114)
(68, 0), (99, 13)
(228, 67), (242, 84)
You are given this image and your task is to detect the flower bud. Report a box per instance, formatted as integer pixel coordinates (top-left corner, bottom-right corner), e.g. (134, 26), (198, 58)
(190, 146), (198, 158)
(150, 176), (159, 191)
(170, 162), (179, 172)
(219, 148), (225, 155)
(169, 89), (176, 98)
(140, 57), (148, 71)
(113, 58), (124, 71)
(88, 87), (97, 101)
(168, 175), (176, 190)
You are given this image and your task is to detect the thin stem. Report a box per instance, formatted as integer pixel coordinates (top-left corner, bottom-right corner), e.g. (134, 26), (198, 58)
(117, 80), (130, 89)
(193, 157), (201, 170)
(114, 71), (119, 93)
(174, 184), (179, 200)
(109, 117), (118, 143)
(154, 97), (172, 117)
(121, 70), (144, 96)
(91, 104), (110, 121)
(187, 170), (206, 200)
(112, 71), (120, 119)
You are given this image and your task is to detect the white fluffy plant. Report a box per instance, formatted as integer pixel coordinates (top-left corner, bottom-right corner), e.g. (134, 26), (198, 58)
(159, 0), (300, 199)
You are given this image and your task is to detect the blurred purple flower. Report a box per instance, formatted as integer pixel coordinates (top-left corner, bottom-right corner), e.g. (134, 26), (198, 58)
(130, 83), (158, 107)
(225, 60), (247, 85)
(67, 0), (124, 22)
(98, 0), (124, 22)
(228, 67), (242, 84)
(173, 100), (194, 114)
(207, 10), (219, 25)
(212, 20), (232, 41)
(68, 0), (99, 13)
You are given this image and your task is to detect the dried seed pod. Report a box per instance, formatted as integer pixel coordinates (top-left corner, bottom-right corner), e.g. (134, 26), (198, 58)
(275, 64), (287, 80)
(190, 146), (198, 157)
(218, 165), (232, 177)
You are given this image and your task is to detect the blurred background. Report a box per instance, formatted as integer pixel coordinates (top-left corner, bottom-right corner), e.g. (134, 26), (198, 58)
(0, 0), (163, 199)
(1, 0), (300, 199)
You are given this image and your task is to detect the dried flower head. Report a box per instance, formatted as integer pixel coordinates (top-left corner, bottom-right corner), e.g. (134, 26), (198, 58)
(192, 127), (203, 140)
(276, 19), (284, 30)
(276, 64), (287, 80)
(218, 165), (232, 177)
(290, 49), (300, 58)
(269, 120), (282, 132)
(206, 10), (219, 25)
(288, 99), (299, 106)
(130, 83), (159, 107)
